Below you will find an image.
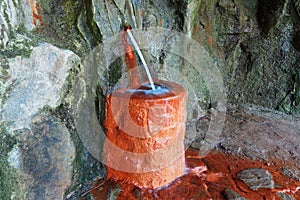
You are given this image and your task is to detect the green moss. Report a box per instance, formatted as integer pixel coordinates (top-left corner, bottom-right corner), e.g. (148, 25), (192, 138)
(0, 2), (38, 58)
(77, 0), (102, 48)
(62, 65), (82, 107)
(64, 125), (85, 194)
(2, 2), (14, 37)
(37, 0), (89, 56)
(0, 38), (35, 58)
(107, 57), (123, 89)
(0, 124), (18, 199)
(235, 0), (257, 20)
(188, 0), (201, 31)
(11, 0), (19, 8)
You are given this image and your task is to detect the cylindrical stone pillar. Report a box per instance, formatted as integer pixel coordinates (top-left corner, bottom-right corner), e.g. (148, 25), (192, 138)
(104, 80), (186, 189)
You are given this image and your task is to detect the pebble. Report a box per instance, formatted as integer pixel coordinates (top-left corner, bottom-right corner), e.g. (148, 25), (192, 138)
(236, 168), (274, 190)
(280, 166), (300, 182)
(276, 192), (295, 200)
(223, 189), (248, 200)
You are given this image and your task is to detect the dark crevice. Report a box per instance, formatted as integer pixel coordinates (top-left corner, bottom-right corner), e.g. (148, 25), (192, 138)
(233, 7), (241, 35)
(291, 1), (300, 51)
(256, 0), (285, 35)
(83, 0), (103, 47)
(95, 85), (106, 129)
(240, 43), (256, 74)
(292, 31), (300, 51)
(169, 0), (187, 31)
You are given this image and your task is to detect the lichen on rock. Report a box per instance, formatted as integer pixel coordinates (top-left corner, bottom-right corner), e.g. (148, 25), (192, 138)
(0, 124), (27, 200)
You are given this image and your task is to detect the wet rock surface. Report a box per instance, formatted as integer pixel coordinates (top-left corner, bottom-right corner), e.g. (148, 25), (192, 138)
(236, 168), (274, 190)
(205, 0), (299, 115)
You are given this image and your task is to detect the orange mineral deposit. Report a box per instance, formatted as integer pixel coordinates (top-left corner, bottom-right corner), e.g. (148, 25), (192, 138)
(104, 80), (186, 189)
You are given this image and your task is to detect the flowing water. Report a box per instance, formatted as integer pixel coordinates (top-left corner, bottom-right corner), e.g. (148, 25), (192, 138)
(126, 29), (156, 90)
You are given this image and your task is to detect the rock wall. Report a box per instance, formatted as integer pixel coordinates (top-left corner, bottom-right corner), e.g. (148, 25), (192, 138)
(0, 1), (104, 199)
(187, 0), (300, 115)
(0, 0), (299, 199)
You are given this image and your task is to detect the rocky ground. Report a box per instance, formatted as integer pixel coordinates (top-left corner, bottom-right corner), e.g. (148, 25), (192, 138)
(85, 149), (300, 200)
(77, 104), (300, 200)
(217, 104), (300, 164)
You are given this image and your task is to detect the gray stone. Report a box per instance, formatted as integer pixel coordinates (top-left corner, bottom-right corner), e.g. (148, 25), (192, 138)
(276, 192), (295, 200)
(237, 168), (274, 190)
(223, 189), (248, 200)
(219, 104), (300, 163)
(281, 166), (300, 182)
(188, 0), (300, 116)
(0, 23), (87, 198)
(0, 112), (76, 200)
(1, 43), (79, 130)
(0, 41), (81, 199)
(0, 0), (35, 49)
(0, 0), (18, 48)
(18, 113), (76, 200)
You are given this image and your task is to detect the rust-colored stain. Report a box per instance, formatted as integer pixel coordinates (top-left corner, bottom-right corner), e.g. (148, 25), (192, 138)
(30, 0), (44, 27)
(86, 149), (300, 199)
(191, 16), (214, 47)
(204, 16), (213, 47)
(196, 24), (202, 44)
(122, 27), (139, 87)
(159, 18), (163, 27)
(104, 80), (186, 189)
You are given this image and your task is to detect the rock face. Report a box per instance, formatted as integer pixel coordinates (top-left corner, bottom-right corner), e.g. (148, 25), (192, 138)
(0, 42), (80, 199)
(19, 113), (75, 199)
(0, 0), (300, 199)
(187, 0), (300, 115)
(2, 43), (78, 130)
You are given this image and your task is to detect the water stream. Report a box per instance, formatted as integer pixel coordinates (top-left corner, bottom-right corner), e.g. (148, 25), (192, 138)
(126, 29), (156, 90)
